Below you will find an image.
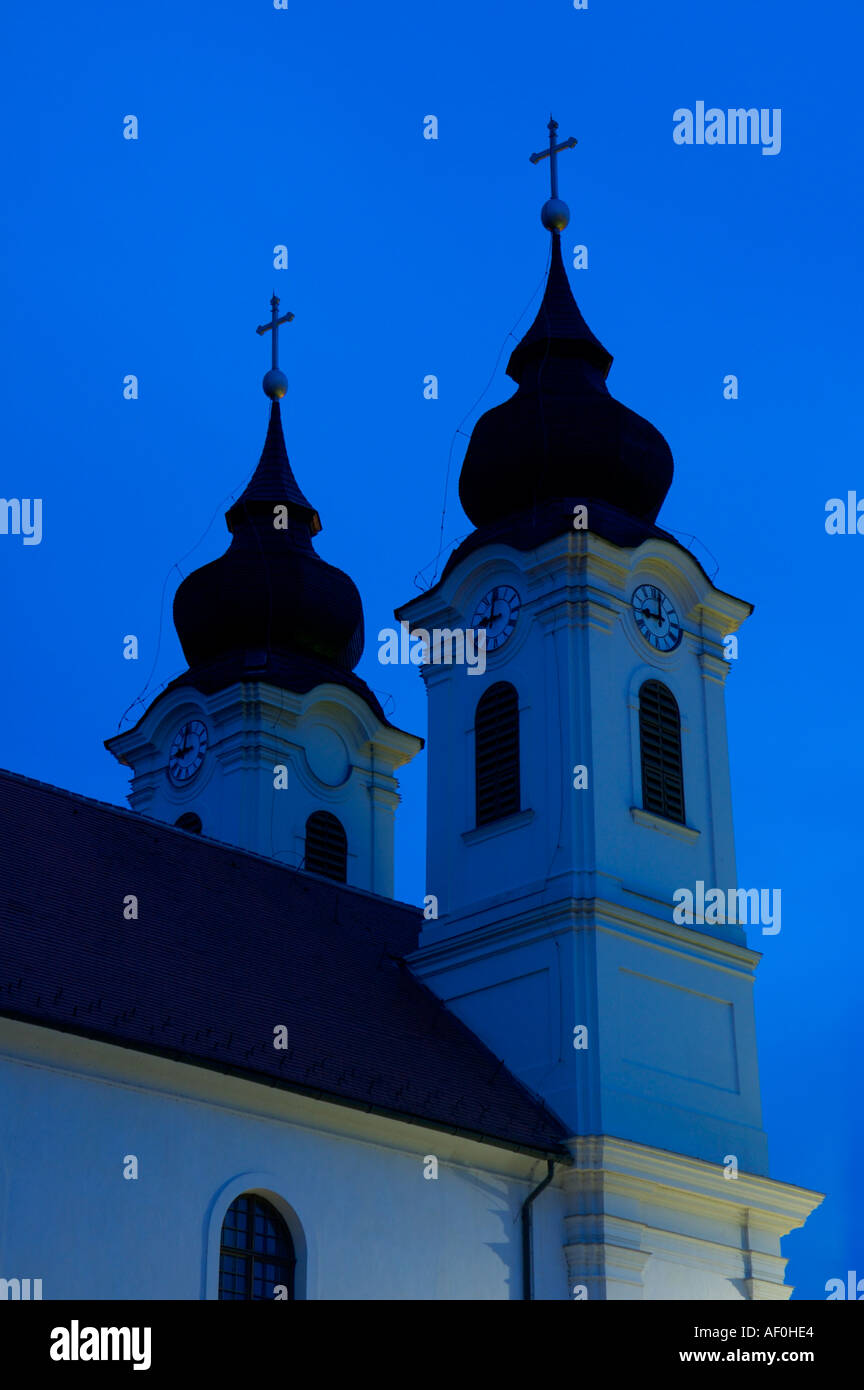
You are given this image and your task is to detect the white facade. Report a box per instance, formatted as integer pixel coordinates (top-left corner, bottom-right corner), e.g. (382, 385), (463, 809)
(0, 1016), (817, 1300)
(399, 527), (747, 932)
(395, 524), (822, 1294)
(105, 680), (421, 897)
(0, 1016), (552, 1301)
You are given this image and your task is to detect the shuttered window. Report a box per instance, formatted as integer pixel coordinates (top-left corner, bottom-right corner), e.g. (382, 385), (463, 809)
(639, 680), (685, 823)
(305, 810), (347, 882)
(475, 682), (520, 827)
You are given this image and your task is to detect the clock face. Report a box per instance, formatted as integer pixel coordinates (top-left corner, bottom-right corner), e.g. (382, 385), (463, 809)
(471, 585), (521, 653)
(632, 584), (682, 652)
(168, 719), (209, 785)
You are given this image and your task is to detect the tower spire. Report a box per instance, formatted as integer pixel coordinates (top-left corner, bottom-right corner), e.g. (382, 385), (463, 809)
(507, 114), (611, 380)
(456, 115), (673, 532)
(222, 294), (318, 533)
(256, 293), (294, 399)
(172, 293), (366, 681)
(529, 115), (578, 232)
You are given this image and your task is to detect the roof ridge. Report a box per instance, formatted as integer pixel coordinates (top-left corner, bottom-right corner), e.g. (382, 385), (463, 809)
(0, 765), (422, 919)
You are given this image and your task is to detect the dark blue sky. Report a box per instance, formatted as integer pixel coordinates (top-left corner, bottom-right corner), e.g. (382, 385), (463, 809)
(1, 0), (860, 1299)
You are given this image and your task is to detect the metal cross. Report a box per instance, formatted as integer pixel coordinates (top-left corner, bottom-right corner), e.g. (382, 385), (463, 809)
(529, 116), (578, 199)
(256, 294), (294, 370)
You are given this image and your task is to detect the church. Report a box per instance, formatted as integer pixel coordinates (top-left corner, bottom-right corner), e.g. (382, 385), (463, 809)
(0, 122), (821, 1301)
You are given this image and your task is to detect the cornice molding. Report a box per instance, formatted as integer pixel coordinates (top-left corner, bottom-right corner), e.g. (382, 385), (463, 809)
(562, 1136), (824, 1229)
(411, 892), (762, 976)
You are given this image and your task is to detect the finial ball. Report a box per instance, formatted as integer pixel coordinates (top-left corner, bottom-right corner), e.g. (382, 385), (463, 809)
(262, 368), (289, 400)
(541, 197), (570, 232)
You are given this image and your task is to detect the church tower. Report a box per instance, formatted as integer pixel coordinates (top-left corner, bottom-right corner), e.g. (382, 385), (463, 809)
(107, 296), (421, 894)
(397, 121), (821, 1298)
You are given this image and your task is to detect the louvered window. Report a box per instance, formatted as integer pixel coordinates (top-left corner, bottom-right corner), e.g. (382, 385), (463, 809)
(639, 680), (685, 823)
(475, 682), (520, 827)
(305, 810), (348, 882)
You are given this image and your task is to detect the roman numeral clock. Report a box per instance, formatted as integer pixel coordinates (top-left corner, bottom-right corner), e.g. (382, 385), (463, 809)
(631, 583), (682, 652)
(167, 719), (209, 785)
(470, 585), (521, 652)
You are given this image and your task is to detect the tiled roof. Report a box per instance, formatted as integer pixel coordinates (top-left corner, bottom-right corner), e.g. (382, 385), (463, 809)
(0, 770), (569, 1158)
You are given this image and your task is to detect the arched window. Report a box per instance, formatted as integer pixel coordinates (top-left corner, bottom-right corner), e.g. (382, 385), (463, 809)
(218, 1193), (296, 1301)
(174, 811), (202, 834)
(305, 810), (347, 882)
(475, 681), (520, 827)
(639, 680), (685, 823)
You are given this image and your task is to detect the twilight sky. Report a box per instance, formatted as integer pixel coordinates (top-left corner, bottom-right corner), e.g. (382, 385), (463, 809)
(0, 0), (861, 1299)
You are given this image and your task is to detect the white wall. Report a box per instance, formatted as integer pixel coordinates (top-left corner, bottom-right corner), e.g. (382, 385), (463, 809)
(403, 529), (769, 1168)
(105, 680), (420, 896)
(0, 1023), (818, 1301)
(0, 1019), (560, 1301)
(403, 530), (750, 933)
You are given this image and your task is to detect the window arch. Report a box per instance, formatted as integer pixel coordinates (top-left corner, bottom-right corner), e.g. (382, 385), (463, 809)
(174, 811), (202, 834)
(304, 810), (347, 882)
(474, 681), (520, 827)
(218, 1193), (296, 1300)
(639, 679), (685, 823)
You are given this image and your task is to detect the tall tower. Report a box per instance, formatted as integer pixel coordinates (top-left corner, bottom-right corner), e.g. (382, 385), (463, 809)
(107, 296), (421, 894)
(397, 121), (821, 1298)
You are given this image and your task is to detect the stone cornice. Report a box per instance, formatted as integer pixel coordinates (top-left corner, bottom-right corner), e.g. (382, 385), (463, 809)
(411, 893), (762, 978)
(107, 679), (421, 772)
(395, 528), (752, 652)
(562, 1136), (824, 1230)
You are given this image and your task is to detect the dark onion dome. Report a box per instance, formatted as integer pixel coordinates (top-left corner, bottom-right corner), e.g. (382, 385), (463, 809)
(173, 401), (365, 678)
(458, 233), (674, 529)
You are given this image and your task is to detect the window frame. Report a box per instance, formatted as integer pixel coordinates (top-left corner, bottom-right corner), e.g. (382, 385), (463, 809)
(217, 1192), (297, 1302)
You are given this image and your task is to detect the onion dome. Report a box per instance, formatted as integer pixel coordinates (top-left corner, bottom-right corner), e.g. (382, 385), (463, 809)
(458, 227), (674, 530)
(173, 400), (364, 678)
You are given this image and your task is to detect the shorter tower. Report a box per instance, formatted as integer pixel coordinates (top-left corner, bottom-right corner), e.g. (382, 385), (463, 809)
(107, 297), (421, 893)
